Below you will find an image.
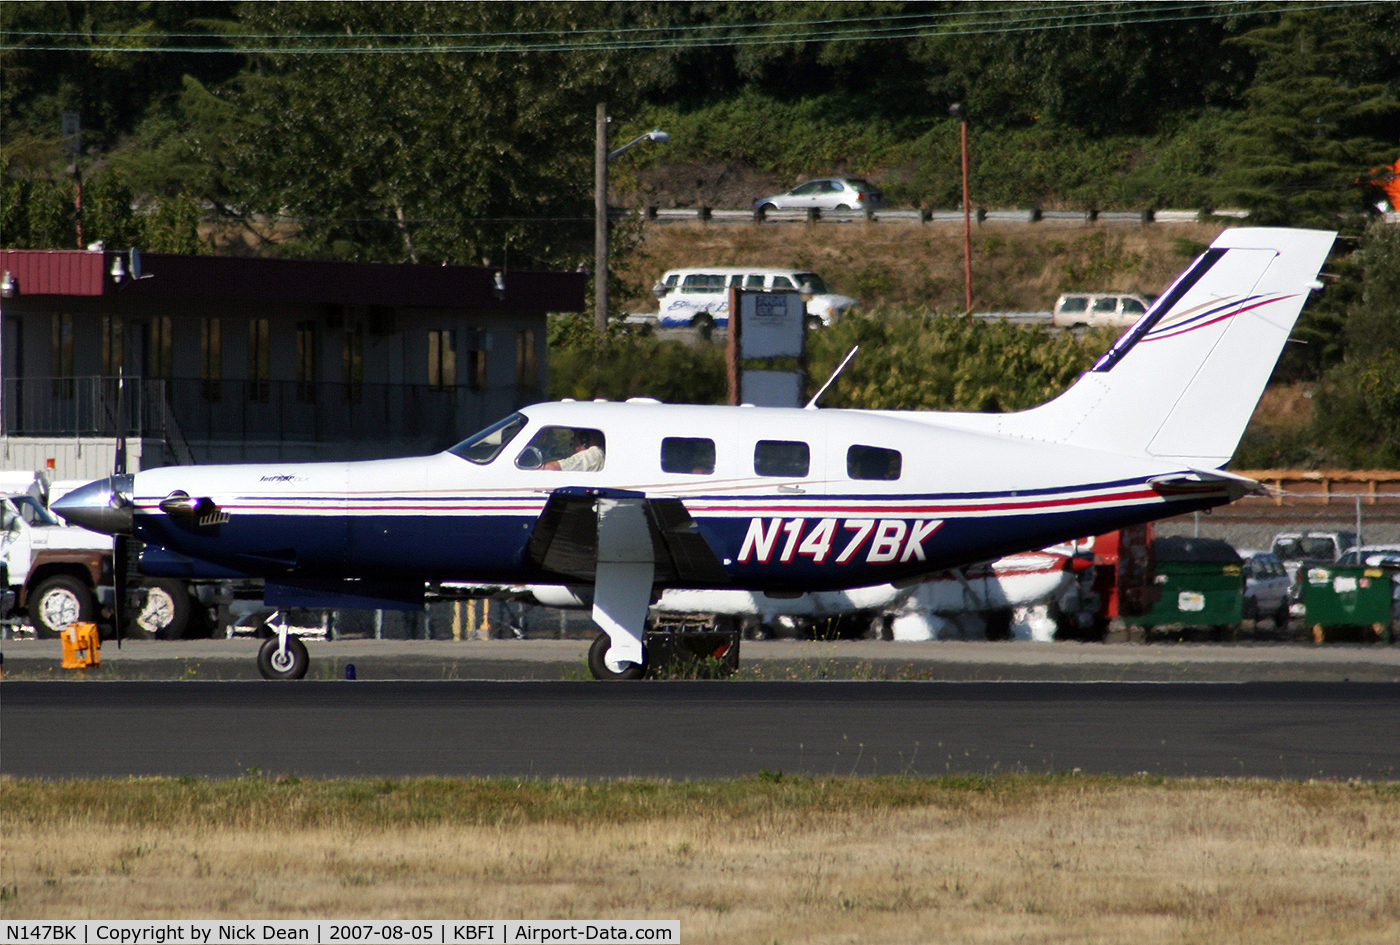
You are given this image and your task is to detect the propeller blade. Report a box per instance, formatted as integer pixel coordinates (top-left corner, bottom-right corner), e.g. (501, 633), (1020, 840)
(113, 435), (129, 647)
(114, 534), (129, 649)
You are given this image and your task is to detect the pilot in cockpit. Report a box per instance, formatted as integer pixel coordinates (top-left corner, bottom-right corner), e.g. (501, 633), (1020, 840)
(543, 429), (605, 472)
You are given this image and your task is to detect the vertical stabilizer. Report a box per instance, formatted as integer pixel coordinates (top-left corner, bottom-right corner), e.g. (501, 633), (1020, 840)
(1007, 227), (1335, 467)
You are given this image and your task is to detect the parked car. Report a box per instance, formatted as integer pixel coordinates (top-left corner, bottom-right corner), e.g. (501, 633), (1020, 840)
(1270, 530), (1359, 616)
(1334, 544), (1400, 569)
(1271, 530), (1359, 583)
(1052, 292), (1151, 328)
(1238, 550), (1291, 625)
(752, 178), (884, 212)
(651, 267), (858, 330)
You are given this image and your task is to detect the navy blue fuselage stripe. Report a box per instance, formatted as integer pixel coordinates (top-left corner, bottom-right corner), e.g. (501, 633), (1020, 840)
(131, 488), (1227, 592)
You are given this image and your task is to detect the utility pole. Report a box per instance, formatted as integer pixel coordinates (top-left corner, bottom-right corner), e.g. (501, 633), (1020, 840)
(594, 102), (609, 335)
(950, 103), (972, 314)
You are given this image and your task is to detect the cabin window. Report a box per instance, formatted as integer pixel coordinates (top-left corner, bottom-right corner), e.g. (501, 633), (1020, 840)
(848, 445), (902, 481)
(754, 440), (809, 477)
(661, 437), (715, 475)
(745, 274), (765, 289)
(449, 412), (528, 465)
(681, 274), (725, 294)
(1092, 297), (1117, 314)
(770, 276), (794, 289)
(516, 426), (606, 472)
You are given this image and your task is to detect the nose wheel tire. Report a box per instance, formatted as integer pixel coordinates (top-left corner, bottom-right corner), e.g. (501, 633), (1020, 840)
(587, 632), (648, 680)
(257, 635), (310, 680)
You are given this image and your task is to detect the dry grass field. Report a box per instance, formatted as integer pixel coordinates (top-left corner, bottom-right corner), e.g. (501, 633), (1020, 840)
(615, 220), (1227, 316)
(4, 775), (1398, 943)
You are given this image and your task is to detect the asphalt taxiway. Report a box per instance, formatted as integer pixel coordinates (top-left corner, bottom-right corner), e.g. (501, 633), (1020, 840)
(2, 638), (1397, 780)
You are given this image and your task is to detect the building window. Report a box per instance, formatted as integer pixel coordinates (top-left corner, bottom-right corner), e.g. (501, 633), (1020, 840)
(428, 329), (456, 391)
(148, 315), (173, 379)
(467, 331), (488, 393)
(51, 313), (74, 399)
(249, 318), (270, 402)
(296, 320), (317, 403)
(102, 316), (124, 377)
(200, 317), (222, 402)
(516, 329), (537, 388)
(343, 322), (363, 404)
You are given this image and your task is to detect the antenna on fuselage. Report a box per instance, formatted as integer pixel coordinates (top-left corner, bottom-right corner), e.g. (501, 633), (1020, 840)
(804, 346), (859, 409)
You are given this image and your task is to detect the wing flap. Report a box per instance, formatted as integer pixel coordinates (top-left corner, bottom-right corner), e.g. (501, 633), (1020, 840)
(525, 488), (728, 585)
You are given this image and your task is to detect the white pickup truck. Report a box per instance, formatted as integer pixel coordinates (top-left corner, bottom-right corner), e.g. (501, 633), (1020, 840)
(1, 476), (200, 638)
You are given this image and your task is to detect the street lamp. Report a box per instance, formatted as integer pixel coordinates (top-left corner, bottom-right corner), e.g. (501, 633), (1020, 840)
(949, 102), (972, 314)
(595, 103), (670, 334)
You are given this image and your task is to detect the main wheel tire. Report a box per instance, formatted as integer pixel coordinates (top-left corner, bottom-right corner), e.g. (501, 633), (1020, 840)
(257, 636), (310, 680)
(587, 632), (647, 680)
(136, 579), (193, 640)
(29, 575), (95, 639)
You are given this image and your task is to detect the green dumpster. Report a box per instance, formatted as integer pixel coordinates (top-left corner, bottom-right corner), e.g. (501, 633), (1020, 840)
(1300, 565), (1394, 643)
(1132, 537), (1244, 631)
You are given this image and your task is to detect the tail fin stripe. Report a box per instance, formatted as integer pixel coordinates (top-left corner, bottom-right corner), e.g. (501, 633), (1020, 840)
(1144, 294), (1294, 342)
(1091, 248), (1226, 373)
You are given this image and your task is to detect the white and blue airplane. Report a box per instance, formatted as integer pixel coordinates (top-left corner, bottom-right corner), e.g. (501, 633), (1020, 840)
(54, 227), (1335, 679)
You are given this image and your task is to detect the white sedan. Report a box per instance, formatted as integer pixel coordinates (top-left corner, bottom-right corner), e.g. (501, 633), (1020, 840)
(753, 178), (884, 212)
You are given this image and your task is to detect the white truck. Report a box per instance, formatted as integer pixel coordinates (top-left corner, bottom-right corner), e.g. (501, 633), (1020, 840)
(1, 474), (200, 638)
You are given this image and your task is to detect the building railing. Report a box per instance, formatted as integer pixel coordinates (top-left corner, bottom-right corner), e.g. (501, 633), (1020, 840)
(2, 376), (538, 454)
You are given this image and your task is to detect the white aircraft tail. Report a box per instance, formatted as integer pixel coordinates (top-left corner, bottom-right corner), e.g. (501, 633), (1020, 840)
(1003, 227), (1335, 467)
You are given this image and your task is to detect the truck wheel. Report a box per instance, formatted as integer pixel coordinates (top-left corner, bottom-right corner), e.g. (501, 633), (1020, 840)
(587, 632), (647, 680)
(29, 575), (95, 639)
(257, 636), (309, 680)
(135, 580), (193, 640)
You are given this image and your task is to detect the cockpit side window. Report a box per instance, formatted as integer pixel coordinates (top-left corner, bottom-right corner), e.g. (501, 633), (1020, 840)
(516, 427), (606, 472)
(661, 437), (715, 475)
(448, 412), (528, 465)
(848, 445), (901, 481)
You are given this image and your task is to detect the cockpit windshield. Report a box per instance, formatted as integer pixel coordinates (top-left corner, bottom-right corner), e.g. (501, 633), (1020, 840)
(448, 412), (529, 465)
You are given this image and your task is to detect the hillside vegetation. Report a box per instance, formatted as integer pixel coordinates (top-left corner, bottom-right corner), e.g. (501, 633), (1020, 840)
(4, 2), (1399, 465)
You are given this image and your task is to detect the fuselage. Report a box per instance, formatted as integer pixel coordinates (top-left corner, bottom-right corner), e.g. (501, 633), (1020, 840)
(123, 400), (1233, 592)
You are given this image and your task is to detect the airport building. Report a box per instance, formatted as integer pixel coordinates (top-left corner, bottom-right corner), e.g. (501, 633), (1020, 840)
(0, 248), (585, 479)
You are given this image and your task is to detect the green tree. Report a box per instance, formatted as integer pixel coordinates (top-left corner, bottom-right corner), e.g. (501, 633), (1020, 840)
(1309, 221), (1400, 466)
(806, 311), (1113, 412)
(1214, 6), (1400, 227)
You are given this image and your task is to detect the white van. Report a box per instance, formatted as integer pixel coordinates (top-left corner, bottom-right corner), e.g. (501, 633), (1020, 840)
(1052, 292), (1151, 328)
(651, 267), (858, 329)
